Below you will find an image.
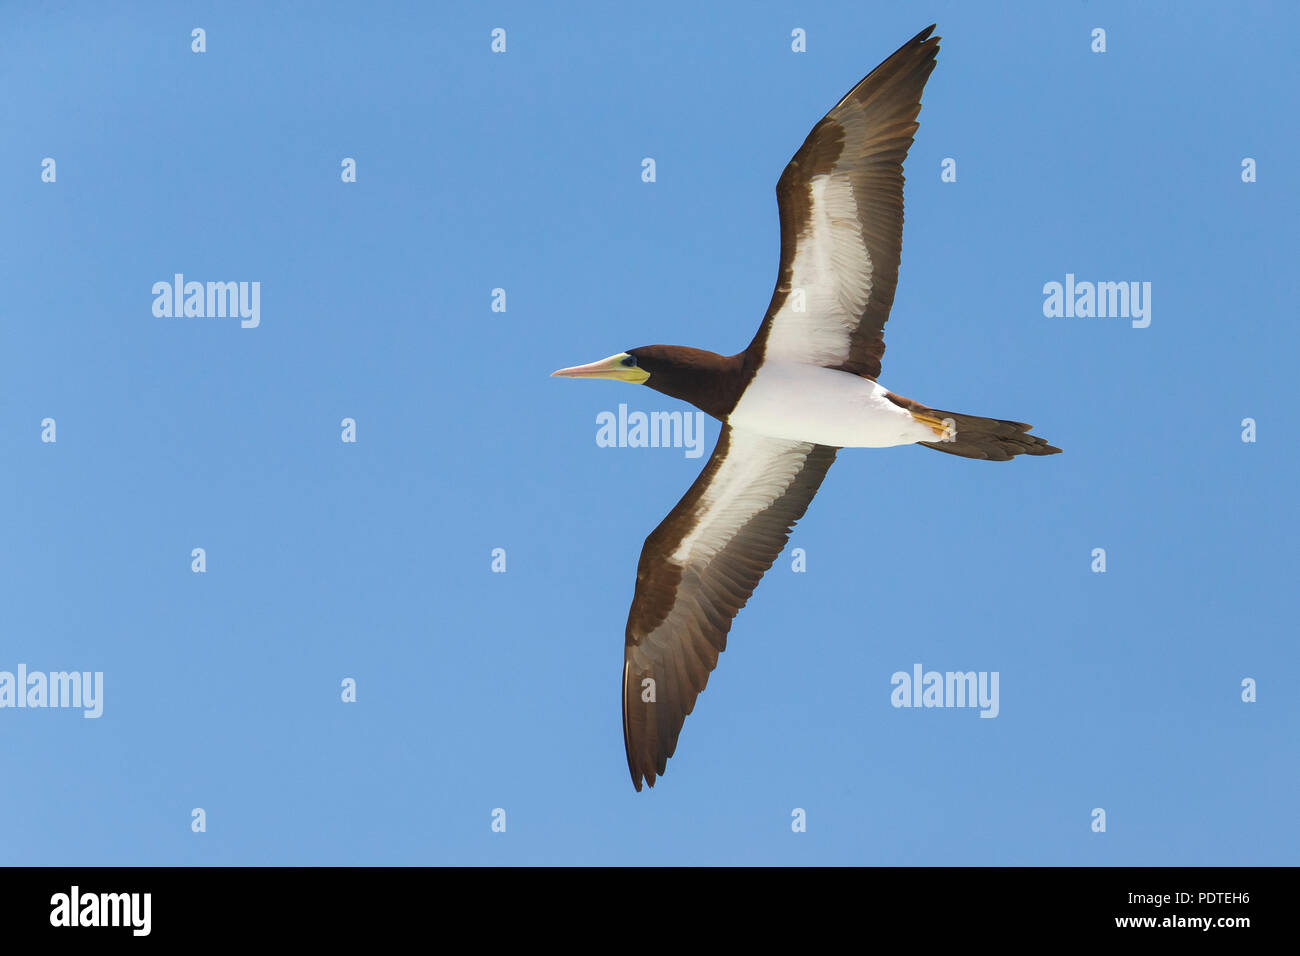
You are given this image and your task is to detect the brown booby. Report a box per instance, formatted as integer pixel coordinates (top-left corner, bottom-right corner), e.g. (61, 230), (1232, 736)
(553, 25), (1060, 791)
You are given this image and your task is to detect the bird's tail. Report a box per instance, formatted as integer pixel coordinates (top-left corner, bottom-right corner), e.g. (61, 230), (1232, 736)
(909, 406), (1061, 461)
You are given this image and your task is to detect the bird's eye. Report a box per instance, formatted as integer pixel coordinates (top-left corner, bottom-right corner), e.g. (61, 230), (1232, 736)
(621, 355), (637, 367)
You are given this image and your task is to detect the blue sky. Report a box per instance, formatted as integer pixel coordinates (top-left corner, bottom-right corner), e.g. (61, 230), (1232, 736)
(2, 0), (1296, 865)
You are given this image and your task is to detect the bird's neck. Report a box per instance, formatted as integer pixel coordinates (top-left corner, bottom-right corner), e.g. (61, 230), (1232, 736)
(644, 348), (753, 421)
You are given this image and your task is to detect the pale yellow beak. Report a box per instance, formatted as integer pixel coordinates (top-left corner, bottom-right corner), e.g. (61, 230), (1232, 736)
(551, 352), (649, 384)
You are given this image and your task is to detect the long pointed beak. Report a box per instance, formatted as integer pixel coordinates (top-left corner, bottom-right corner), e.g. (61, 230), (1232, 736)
(551, 353), (648, 384)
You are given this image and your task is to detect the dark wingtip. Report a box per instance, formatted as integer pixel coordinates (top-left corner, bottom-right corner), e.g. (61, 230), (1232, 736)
(910, 24), (940, 46)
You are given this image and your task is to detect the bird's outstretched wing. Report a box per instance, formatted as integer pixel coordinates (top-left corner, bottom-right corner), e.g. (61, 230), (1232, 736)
(748, 24), (940, 380)
(622, 425), (837, 790)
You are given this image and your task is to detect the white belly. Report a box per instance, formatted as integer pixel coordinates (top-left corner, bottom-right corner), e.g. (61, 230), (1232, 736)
(727, 361), (934, 448)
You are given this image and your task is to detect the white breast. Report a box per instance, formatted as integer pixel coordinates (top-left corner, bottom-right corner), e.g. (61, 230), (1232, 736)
(727, 361), (934, 448)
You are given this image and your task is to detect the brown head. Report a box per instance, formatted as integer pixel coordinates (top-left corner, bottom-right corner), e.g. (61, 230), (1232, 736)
(551, 346), (749, 421)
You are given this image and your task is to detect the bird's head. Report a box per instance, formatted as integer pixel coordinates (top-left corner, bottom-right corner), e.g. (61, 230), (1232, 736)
(552, 346), (741, 421)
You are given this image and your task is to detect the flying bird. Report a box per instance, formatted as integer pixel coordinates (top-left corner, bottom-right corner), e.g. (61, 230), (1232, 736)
(553, 25), (1060, 791)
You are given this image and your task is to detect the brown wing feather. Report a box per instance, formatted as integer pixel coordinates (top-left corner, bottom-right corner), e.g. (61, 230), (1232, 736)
(749, 24), (940, 380)
(622, 426), (838, 790)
